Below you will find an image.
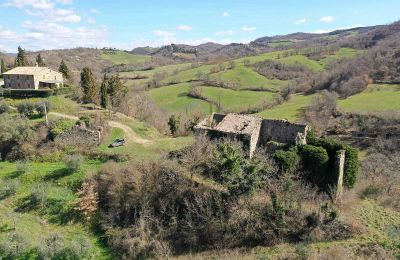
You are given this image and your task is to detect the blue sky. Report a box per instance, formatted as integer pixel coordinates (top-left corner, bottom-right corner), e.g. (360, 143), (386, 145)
(0, 0), (399, 52)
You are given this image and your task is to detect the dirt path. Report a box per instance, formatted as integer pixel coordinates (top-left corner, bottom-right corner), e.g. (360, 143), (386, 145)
(49, 112), (152, 144)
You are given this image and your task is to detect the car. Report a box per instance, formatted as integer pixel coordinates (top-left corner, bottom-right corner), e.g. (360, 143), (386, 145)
(109, 138), (125, 148)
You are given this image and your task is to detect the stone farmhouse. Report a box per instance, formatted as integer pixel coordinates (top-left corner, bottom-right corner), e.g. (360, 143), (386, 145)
(195, 113), (310, 157)
(3, 66), (63, 90)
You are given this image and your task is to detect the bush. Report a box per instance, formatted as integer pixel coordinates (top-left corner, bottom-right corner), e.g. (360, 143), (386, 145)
(360, 185), (381, 199)
(274, 148), (299, 172)
(300, 145), (329, 186)
(64, 154), (83, 172)
(16, 160), (29, 173)
(37, 233), (92, 259)
(49, 119), (76, 139)
(0, 101), (10, 114)
(16, 101), (51, 118)
(307, 131), (359, 188)
(0, 179), (19, 200)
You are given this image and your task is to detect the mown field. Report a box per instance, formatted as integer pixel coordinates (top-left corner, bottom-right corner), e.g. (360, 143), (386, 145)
(101, 50), (151, 65)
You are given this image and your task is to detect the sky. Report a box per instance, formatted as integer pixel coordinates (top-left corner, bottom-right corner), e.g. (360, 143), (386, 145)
(0, 0), (399, 53)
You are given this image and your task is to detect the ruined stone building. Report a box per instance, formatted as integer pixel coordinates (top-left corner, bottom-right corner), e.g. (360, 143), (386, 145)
(3, 66), (63, 90)
(194, 113), (310, 157)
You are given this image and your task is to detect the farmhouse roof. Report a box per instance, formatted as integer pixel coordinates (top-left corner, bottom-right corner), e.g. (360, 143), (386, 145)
(3, 66), (60, 75)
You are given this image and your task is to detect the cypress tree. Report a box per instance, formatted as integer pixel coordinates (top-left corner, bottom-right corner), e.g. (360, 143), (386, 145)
(0, 59), (6, 75)
(59, 60), (71, 82)
(107, 74), (126, 108)
(80, 67), (98, 104)
(100, 74), (109, 109)
(36, 54), (46, 67)
(15, 46), (26, 66)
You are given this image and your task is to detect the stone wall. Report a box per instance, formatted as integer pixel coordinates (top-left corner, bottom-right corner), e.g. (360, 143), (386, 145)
(4, 75), (35, 89)
(259, 119), (309, 146)
(55, 126), (101, 147)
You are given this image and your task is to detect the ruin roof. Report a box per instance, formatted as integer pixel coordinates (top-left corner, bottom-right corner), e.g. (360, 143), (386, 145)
(214, 113), (262, 135)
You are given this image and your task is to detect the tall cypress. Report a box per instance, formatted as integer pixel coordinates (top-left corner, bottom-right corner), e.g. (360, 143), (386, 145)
(15, 46), (26, 66)
(107, 74), (126, 108)
(36, 54), (46, 67)
(59, 60), (71, 82)
(100, 74), (109, 109)
(80, 67), (98, 104)
(0, 59), (6, 75)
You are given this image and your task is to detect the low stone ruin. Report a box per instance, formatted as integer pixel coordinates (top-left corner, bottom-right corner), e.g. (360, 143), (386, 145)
(194, 113), (310, 157)
(55, 125), (102, 147)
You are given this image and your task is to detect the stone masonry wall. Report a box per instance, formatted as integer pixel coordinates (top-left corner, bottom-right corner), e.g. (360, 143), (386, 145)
(55, 126), (101, 147)
(259, 119), (309, 146)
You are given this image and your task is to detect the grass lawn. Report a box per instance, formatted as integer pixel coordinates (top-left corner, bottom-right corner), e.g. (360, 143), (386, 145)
(148, 83), (215, 113)
(258, 94), (314, 121)
(212, 65), (288, 91)
(0, 160), (111, 259)
(4, 95), (80, 114)
(98, 127), (193, 162)
(338, 84), (400, 114)
(198, 86), (276, 112)
(101, 50), (151, 65)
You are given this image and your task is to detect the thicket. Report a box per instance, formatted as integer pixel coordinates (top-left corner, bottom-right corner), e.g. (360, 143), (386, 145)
(85, 138), (351, 258)
(49, 119), (76, 139)
(306, 131), (359, 188)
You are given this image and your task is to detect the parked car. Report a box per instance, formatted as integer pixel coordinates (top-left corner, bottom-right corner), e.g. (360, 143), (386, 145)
(109, 138), (125, 148)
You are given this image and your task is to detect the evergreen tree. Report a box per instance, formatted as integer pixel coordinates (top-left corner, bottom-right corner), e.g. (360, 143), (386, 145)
(15, 46), (26, 66)
(80, 67), (98, 104)
(59, 60), (71, 82)
(36, 54), (46, 67)
(0, 59), (6, 76)
(107, 74), (126, 108)
(100, 74), (109, 109)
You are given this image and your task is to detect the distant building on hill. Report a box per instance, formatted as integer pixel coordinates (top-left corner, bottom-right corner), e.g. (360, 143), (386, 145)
(3, 66), (63, 90)
(195, 113), (310, 157)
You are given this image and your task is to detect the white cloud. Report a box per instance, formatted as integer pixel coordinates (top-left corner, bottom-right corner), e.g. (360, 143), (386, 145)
(320, 16), (334, 23)
(222, 11), (229, 17)
(87, 18), (96, 24)
(53, 8), (81, 22)
(56, 0), (72, 4)
(152, 30), (175, 37)
(295, 18), (307, 25)
(242, 26), (256, 32)
(4, 0), (54, 10)
(90, 8), (100, 14)
(177, 25), (193, 31)
(215, 30), (235, 36)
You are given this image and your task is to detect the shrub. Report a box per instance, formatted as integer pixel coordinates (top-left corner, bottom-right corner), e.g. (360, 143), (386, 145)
(78, 115), (90, 127)
(0, 179), (19, 200)
(49, 119), (76, 139)
(306, 131), (359, 188)
(64, 154), (83, 172)
(360, 185), (381, 199)
(300, 145), (329, 186)
(0, 231), (29, 258)
(16, 160), (29, 173)
(274, 148), (299, 172)
(37, 233), (92, 259)
(0, 101), (10, 114)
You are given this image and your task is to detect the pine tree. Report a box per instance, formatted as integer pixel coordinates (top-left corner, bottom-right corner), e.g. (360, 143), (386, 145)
(59, 60), (71, 82)
(100, 74), (109, 109)
(0, 59), (6, 76)
(80, 67), (98, 104)
(107, 74), (126, 108)
(36, 54), (46, 67)
(15, 46), (26, 66)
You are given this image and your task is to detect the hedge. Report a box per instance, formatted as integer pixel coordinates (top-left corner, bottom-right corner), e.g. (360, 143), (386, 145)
(306, 131), (359, 188)
(274, 148), (299, 173)
(1, 87), (72, 98)
(299, 145), (329, 186)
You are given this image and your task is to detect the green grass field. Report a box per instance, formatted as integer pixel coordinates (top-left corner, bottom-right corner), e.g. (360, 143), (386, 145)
(258, 94), (314, 121)
(101, 50), (151, 65)
(338, 84), (400, 113)
(319, 48), (361, 68)
(197, 86), (276, 112)
(148, 83), (214, 113)
(0, 160), (111, 259)
(212, 65), (288, 90)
